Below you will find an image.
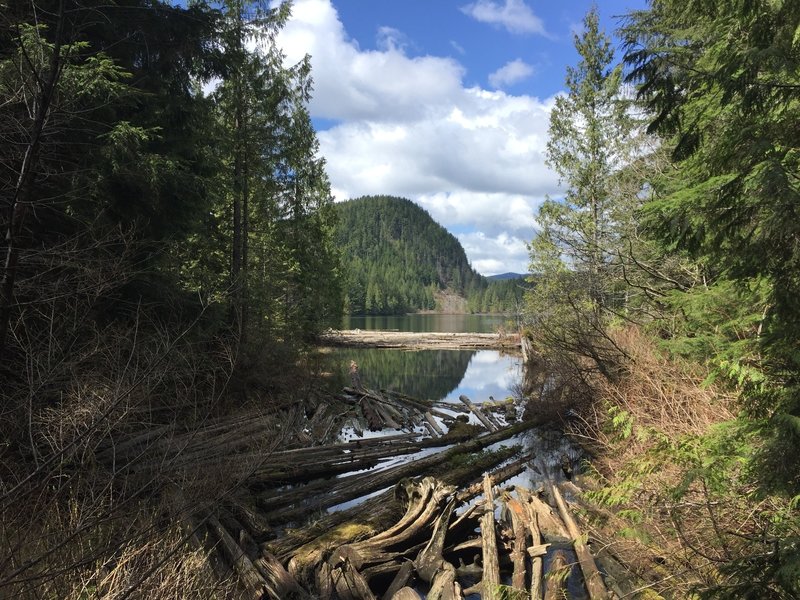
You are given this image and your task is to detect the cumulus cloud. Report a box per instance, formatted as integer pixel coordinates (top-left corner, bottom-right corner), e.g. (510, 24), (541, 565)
(460, 0), (548, 36)
(276, 0), (464, 121)
(457, 231), (532, 275)
(488, 58), (535, 88)
(276, 0), (560, 274)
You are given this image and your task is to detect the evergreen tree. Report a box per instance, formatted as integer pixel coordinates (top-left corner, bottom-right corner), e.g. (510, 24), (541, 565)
(526, 7), (634, 379)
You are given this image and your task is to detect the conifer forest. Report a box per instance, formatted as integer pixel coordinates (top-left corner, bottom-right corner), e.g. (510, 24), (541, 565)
(1, 1), (798, 598)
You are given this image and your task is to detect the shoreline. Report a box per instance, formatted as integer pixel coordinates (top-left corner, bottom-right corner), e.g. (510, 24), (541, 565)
(319, 329), (521, 350)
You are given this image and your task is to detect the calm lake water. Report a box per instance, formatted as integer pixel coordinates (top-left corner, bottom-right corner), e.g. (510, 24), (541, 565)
(328, 313), (521, 404)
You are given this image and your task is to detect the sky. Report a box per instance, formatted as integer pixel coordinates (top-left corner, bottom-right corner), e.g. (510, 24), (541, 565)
(274, 0), (648, 276)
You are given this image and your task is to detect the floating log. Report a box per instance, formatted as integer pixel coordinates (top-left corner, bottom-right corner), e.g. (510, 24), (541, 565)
(459, 395), (498, 432)
(550, 483), (609, 600)
(262, 421), (530, 524)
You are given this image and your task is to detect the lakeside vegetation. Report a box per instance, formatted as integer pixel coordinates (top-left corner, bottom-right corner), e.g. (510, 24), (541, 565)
(524, 4), (800, 597)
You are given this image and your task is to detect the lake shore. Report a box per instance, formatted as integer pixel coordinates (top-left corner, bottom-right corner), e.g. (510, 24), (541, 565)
(320, 328), (521, 350)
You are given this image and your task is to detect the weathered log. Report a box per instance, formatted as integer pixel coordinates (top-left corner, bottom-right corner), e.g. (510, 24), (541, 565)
(331, 559), (376, 600)
(424, 411), (444, 437)
(427, 561), (462, 600)
(382, 561), (415, 600)
(506, 496), (528, 592)
(265, 421), (534, 524)
(550, 483), (609, 600)
(255, 552), (310, 599)
(207, 514), (267, 599)
(459, 395), (498, 432)
(268, 437), (528, 562)
(414, 498), (456, 582)
(516, 487), (570, 542)
(543, 549), (570, 600)
(480, 474), (501, 600)
(390, 588), (421, 600)
(329, 478), (455, 575)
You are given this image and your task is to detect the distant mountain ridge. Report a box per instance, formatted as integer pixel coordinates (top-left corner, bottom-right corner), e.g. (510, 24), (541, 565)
(487, 272), (527, 281)
(333, 195), (525, 315)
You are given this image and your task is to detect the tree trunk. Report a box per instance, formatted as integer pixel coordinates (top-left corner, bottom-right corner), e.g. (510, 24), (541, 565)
(0, 1), (65, 359)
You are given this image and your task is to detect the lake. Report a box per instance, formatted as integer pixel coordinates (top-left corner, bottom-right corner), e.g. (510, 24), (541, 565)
(328, 313), (522, 406)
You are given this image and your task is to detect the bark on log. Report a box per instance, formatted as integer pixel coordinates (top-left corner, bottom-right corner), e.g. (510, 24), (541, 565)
(550, 483), (609, 600)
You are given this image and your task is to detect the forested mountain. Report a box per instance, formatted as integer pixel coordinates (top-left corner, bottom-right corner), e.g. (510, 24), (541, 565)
(334, 195), (524, 314)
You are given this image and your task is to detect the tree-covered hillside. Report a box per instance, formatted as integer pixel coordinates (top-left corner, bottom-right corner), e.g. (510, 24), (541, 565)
(334, 195), (524, 315)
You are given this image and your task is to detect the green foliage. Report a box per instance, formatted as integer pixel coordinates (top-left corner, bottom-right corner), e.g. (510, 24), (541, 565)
(624, 0), (800, 496)
(335, 196), (525, 315)
(526, 7), (639, 381)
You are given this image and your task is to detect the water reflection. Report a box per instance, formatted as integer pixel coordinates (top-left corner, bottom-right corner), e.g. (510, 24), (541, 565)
(325, 347), (521, 405)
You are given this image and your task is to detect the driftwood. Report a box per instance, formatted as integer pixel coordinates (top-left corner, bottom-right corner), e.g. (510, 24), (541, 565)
(479, 474), (501, 599)
(131, 382), (622, 600)
(459, 395), (498, 432)
(543, 549), (570, 600)
(550, 483), (609, 600)
(262, 420), (537, 525)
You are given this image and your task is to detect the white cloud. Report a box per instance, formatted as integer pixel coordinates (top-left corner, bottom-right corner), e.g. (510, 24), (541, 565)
(276, 0), (560, 274)
(450, 40), (466, 55)
(457, 231), (532, 275)
(489, 58), (535, 88)
(376, 26), (410, 52)
(460, 0), (548, 36)
(277, 0), (464, 121)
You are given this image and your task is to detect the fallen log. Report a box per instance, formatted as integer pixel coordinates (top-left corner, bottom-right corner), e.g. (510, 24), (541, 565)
(505, 495), (528, 592)
(480, 474), (501, 600)
(263, 420), (536, 524)
(516, 487), (570, 542)
(550, 483), (609, 600)
(389, 588), (421, 600)
(208, 514), (267, 599)
(543, 549), (570, 600)
(459, 395), (498, 432)
(382, 561), (415, 600)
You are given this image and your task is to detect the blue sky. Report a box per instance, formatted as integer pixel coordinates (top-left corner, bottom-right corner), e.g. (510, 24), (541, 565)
(275, 0), (648, 275)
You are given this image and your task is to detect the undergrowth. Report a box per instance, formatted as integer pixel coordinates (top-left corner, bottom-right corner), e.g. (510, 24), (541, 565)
(566, 327), (799, 599)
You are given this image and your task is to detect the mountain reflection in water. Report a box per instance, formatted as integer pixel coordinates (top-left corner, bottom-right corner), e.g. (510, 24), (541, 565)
(326, 347), (521, 404)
